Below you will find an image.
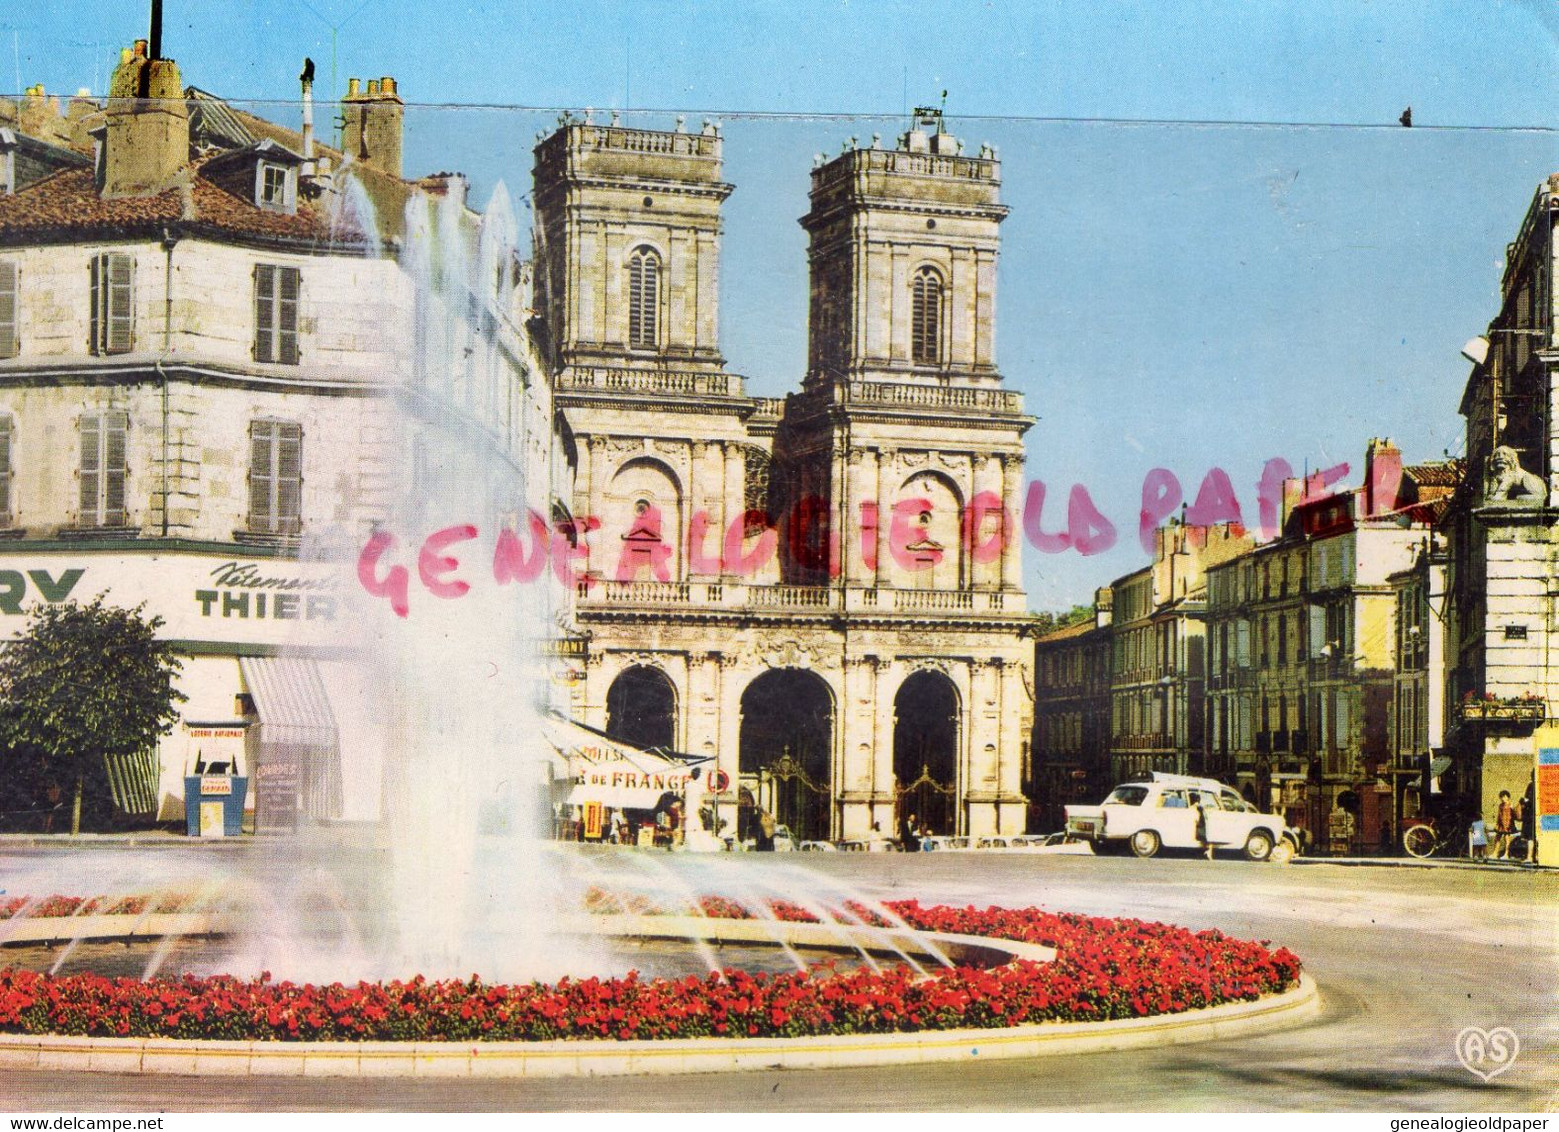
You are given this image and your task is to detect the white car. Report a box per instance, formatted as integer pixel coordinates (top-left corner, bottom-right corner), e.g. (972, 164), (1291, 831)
(1064, 772), (1298, 861)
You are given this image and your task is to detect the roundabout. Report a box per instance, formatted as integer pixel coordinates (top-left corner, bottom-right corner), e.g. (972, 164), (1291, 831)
(0, 889), (1310, 1078)
(1, 848), (1553, 1110)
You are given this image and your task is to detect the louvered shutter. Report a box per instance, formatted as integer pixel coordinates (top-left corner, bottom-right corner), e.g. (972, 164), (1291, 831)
(0, 261), (17, 359)
(254, 264), (276, 362)
(249, 420), (275, 530)
(0, 416), (12, 524)
(80, 414), (100, 522)
(89, 254), (102, 354)
(628, 250), (657, 347)
(276, 421), (302, 533)
(102, 410), (127, 525)
(106, 254), (134, 354)
(277, 267), (300, 365)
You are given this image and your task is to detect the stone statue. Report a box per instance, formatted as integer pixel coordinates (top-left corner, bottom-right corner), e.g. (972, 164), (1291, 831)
(1486, 445), (1546, 505)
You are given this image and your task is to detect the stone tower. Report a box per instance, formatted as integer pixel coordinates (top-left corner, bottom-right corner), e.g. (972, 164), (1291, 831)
(532, 116), (764, 589)
(531, 116), (732, 378)
(776, 111), (1031, 594)
(801, 111), (1006, 387)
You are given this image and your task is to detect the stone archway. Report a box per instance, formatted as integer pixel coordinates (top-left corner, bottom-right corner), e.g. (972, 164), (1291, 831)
(605, 665), (677, 751)
(738, 668), (834, 842)
(893, 669), (960, 835)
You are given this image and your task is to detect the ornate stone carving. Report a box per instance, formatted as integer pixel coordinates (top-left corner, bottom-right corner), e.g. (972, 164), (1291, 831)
(758, 639), (839, 670)
(609, 649), (680, 673)
(901, 656), (954, 676)
(900, 450), (930, 468)
(601, 437), (645, 460)
(1486, 446), (1546, 505)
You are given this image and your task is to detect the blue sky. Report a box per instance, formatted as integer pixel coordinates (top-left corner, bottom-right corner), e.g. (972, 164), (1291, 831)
(7, 1), (1558, 608)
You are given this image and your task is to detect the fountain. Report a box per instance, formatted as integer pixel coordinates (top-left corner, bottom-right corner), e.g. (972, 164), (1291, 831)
(0, 167), (1314, 1075)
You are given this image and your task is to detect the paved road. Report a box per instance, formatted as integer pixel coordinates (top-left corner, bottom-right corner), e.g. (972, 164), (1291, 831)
(2, 849), (1556, 1112)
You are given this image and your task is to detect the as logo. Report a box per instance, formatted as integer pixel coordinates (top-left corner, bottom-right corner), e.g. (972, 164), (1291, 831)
(0, 569), (86, 614)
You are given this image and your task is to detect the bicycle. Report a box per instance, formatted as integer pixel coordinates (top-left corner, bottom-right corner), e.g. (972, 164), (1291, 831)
(1401, 818), (1457, 859)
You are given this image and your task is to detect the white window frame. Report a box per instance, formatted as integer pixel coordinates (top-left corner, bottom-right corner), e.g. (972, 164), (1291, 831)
(255, 160), (297, 213)
(79, 409), (128, 528)
(254, 263), (301, 364)
(248, 419), (303, 536)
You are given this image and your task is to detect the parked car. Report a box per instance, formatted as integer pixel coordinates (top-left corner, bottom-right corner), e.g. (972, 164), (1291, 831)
(799, 839), (836, 851)
(1017, 831), (1094, 855)
(920, 835), (970, 851)
(1064, 771), (1299, 860)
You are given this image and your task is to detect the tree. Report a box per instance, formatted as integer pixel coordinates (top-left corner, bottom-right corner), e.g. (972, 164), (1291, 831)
(0, 599), (185, 834)
(1033, 603), (1096, 637)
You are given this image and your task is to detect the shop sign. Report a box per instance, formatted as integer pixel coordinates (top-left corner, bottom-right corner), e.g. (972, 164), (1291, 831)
(0, 553), (348, 647)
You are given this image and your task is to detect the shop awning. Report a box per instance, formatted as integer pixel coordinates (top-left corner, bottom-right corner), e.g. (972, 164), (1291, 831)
(541, 713), (710, 810)
(239, 655), (337, 743)
(239, 655), (342, 821)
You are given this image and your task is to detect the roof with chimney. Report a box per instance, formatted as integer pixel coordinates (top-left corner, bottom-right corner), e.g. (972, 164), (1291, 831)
(0, 60), (415, 251)
(0, 161), (377, 250)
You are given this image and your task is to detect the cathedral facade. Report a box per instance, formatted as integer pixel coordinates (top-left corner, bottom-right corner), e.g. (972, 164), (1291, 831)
(536, 112), (1035, 840)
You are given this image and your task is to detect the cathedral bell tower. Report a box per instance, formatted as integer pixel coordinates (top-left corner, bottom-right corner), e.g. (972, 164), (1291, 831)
(801, 108), (1007, 388)
(773, 110), (1032, 590)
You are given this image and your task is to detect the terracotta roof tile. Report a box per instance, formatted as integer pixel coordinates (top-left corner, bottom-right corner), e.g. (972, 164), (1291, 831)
(0, 160), (374, 249)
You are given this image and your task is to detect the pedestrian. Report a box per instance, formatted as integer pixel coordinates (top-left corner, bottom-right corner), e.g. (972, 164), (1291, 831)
(1518, 774), (1537, 863)
(1491, 790), (1515, 859)
(1468, 817), (1488, 860)
(756, 809), (776, 852)
(1195, 791), (1215, 860)
(900, 811), (921, 852)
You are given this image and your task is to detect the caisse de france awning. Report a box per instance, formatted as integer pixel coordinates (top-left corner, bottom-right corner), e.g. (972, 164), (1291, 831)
(541, 713), (709, 809)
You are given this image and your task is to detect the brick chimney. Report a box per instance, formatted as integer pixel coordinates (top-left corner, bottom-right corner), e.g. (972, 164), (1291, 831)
(341, 75), (403, 178)
(1363, 437), (1403, 518)
(101, 39), (188, 198)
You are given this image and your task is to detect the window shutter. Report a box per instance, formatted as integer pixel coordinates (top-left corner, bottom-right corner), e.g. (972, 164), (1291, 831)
(276, 421), (302, 533)
(628, 250), (658, 348)
(0, 416), (12, 524)
(103, 410), (127, 525)
(254, 264), (276, 363)
(0, 261), (17, 359)
(278, 267), (300, 365)
(89, 254), (102, 354)
(106, 254), (134, 354)
(80, 413), (101, 522)
(249, 420), (275, 530)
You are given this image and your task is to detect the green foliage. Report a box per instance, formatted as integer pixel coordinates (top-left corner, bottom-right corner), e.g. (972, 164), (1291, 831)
(1033, 603), (1095, 636)
(0, 599), (184, 831)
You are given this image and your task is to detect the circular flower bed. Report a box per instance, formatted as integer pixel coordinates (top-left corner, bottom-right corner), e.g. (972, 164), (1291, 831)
(0, 898), (1300, 1043)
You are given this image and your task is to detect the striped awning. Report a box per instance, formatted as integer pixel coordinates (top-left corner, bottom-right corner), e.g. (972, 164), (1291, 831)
(239, 655), (342, 821)
(239, 655), (337, 743)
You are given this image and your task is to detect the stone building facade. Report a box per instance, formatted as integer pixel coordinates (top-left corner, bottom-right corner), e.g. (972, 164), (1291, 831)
(1030, 600), (1112, 831)
(1442, 173), (1559, 853)
(542, 112), (1035, 840)
(0, 47), (553, 826)
(1105, 522), (1252, 784)
(1204, 442), (1458, 849)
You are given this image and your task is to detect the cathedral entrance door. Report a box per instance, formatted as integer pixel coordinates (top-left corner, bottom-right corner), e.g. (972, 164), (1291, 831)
(739, 668), (834, 842)
(893, 670), (960, 836)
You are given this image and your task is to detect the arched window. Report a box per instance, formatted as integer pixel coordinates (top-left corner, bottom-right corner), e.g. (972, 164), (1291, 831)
(627, 246), (660, 349)
(910, 265), (943, 365)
